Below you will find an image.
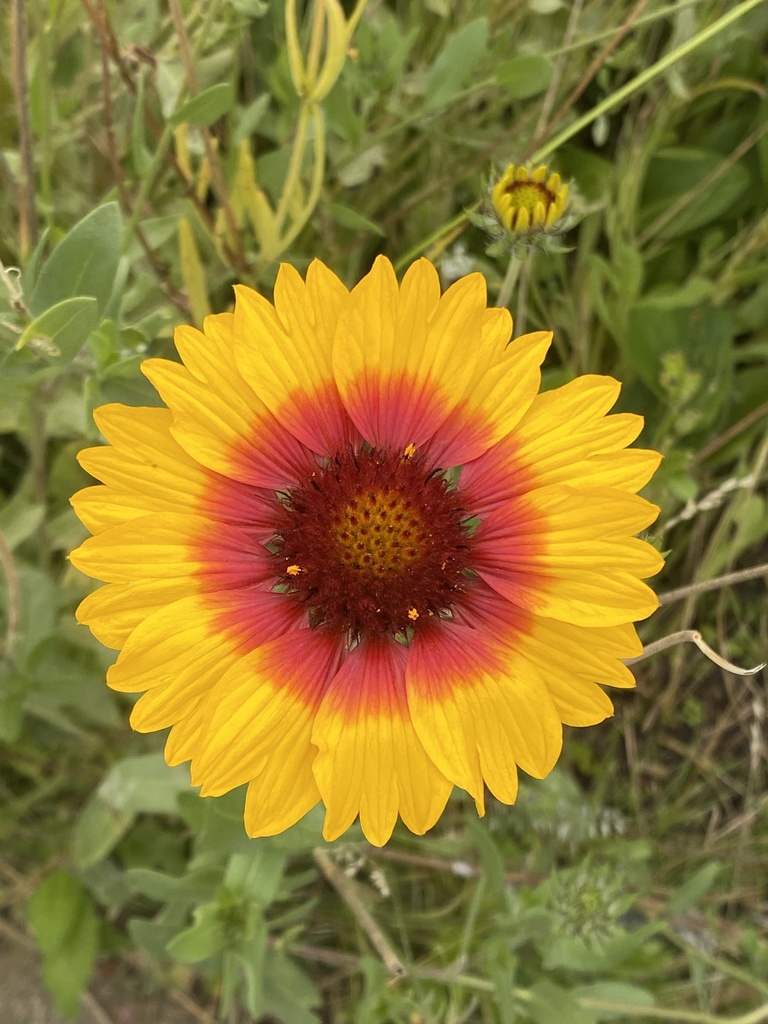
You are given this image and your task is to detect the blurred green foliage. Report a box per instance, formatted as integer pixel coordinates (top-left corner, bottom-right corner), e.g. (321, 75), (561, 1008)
(1, 0), (767, 1021)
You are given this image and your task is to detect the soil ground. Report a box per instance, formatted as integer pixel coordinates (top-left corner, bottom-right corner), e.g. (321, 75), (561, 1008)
(0, 936), (203, 1024)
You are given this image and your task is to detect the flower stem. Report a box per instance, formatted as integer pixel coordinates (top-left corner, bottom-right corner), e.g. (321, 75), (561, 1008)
(0, 533), (21, 663)
(495, 256), (521, 309)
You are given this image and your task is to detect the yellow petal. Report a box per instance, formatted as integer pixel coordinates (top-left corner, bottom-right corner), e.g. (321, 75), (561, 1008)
(76, 579), (192, 649)
(192, 629), (344, 797)
(244, 744), (321, 837)
(333, 256), (489, 453)
(408, 616), (563, 807)
(70, 513), (204, 584)
(232, 262), (353, 455)
(142, 357), (313, 489)
(312, 639), (452, 846)
(475, 484), (662, 625)
(429, 324), (552, 465)
(72, 485), (164, 535)
(165, 699), (206, 766)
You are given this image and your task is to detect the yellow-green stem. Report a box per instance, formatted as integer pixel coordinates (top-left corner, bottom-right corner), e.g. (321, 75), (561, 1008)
(275, 103), (312, 233)
(279, 105), (327, 252)
(306, 1), (326, 88)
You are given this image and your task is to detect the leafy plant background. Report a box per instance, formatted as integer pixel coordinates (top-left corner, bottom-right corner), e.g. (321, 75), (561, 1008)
(1, 0), (767, 1021)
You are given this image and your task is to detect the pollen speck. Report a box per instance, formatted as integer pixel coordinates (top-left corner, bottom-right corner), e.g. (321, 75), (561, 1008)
(408, 607), (419, 621)
(286, 564), (302, 576)
(402, 442), (417, 460)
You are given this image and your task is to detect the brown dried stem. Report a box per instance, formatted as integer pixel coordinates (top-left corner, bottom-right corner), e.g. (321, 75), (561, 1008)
(658, 563), (768, 607)
(10, 0), (37, 257)
(531, 0), (585, 149)
(693, 401), (768, 464)
(167, 0), (245, 269)
(313, 847), (406, 978)
(94, 0), (189, 316)
(531, 0), (654, 153)
(0, 533), (21, 662)
(79, 0), (249, 277)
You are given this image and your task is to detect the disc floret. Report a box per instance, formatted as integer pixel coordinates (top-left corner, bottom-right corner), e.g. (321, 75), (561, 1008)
(271, 447), (474, 640)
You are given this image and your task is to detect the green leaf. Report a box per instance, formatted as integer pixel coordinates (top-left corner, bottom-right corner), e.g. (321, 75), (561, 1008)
(571, 982), (655, 1021)
(337, 144), (387, 188)
(0, 692), (23, 743)
(131, 71), (153, 176)
(543, 922), (664, 973)
(74, 755), (190, 867)
(640, 276), (714, 309)
(558, 145), (613, 201)
(28, 869), (83, 956)
(28, 870), (99, 1019)
(29, 203), (122, 317)
(41, 909), (99, 1019)
(423, 18), (488, 112)
(126, 865), (221, 904)
(261, 948), (321, 1024)
(528, 0), (564, 11)
(21, 226), (51, 297)
(233, 93), (271, 145)
(235, 922), (269, 1016)
(324, 201), (385, 236)
(98, 753), (190, 815)
(12, 566), (57, 667)
(530, 981), (597, 1024)
(626, 305), (733, 419)
(227, 0), (268, 15)
(225, 847), (288, 906)
(16, 296), (99, 360)
(73, 796), (134, 869)
(129, 918), (183, 959)
(0, 487), (45, 550)
(166, 903), (227, 963)
(496, 55), (553, 99)
(172, 83), (235, 127)
(641, 148), (751, 236)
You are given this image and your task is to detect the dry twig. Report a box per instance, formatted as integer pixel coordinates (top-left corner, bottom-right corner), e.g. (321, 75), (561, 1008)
(313, 847), (406, 978)
(10, 0), (37, 257)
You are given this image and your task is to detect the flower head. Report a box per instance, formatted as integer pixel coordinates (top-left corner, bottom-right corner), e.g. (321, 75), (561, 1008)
(70, 257), (663, 846)
(492, 163), (569, 235)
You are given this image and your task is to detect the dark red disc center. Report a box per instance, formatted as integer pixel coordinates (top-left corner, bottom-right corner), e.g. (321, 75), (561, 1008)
(270, 447), (475, 641)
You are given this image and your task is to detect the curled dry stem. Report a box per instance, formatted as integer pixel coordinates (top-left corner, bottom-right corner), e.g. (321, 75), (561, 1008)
(626, 630), (765, 676)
